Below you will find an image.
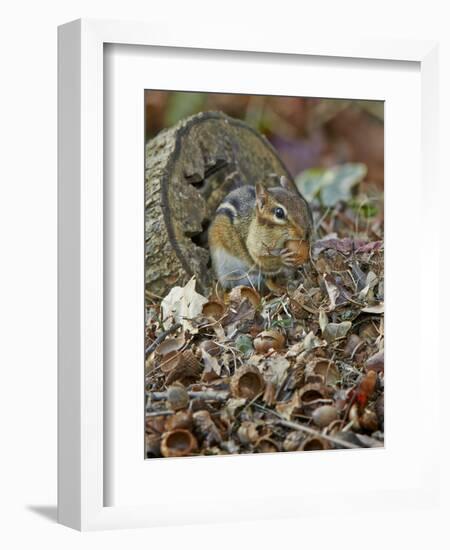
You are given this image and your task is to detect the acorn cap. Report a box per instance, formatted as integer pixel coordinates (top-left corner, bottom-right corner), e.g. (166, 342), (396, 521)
(298, 383), (328, 406)
(230, 364), (265, 399)
(228, 285), (261, 308)
(160, 429), (198, 458)
(255, 436), (280, 453)
(299, 437), (330, 451)
(202, 300), (226, 320)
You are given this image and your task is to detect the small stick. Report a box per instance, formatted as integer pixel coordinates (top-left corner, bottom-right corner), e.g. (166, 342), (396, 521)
(277, 419), (360, 449)
(148, 390), (230, 402)
(145, 322), (182, 356)
(145, 410), (174, 417)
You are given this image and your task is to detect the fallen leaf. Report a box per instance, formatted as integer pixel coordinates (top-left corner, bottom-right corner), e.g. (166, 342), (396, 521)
(319, 308), (328, 333)
(201, 348), (222, 377)
(265, 355), (290, 385)
(295, 163), (367, 207)
(361, 303), (384, 314)
(323, 321), (352, 343)
(303, 331), (325, 351)
(355, 241), (383, 254)
(323, 274), (339, 311)
(313, 237), (367, 257)
(276, 392), (302, 420)
(161, 277), (208, 331)
(358, 271), (378, 301)
(365, 350), (384, 373)
(234, 334), (254, 356)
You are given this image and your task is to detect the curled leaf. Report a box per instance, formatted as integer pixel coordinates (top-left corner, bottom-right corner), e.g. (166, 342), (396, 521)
(161, 277), (208, 331)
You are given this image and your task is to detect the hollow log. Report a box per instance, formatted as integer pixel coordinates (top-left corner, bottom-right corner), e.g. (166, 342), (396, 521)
(145, 111), (301, 297)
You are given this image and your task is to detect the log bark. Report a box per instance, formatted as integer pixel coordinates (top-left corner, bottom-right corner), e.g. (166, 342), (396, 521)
(145, 111), (297, 297)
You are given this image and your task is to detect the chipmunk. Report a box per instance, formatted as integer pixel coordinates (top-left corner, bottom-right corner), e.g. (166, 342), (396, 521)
(208, 175), (312, 290)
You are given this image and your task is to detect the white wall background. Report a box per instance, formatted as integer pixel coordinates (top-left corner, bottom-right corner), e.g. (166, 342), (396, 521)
(0, 0), (448, 547)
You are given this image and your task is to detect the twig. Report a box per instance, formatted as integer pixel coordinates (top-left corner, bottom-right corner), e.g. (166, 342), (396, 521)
(145, 410), (174, 417)
(145, 322), (182, 356)
(148, 390), (230, 402)
(253, 403), (360, 450)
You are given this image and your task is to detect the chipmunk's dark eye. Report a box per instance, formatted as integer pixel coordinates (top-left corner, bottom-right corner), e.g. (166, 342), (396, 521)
(274, 207), (286, 220)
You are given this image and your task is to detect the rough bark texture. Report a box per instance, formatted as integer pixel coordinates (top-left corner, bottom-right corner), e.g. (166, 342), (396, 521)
(145, 111), (296, 297)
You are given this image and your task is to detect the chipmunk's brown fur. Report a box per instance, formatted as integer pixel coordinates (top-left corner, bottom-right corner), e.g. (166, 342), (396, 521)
(208, 175), (312, 290)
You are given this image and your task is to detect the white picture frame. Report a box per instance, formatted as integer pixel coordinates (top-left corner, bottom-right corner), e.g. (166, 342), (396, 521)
(58, 18), (439, 531)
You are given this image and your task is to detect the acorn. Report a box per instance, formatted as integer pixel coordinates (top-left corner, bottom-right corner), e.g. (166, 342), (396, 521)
(167, 385), (190, 411)
(230, 364), (265, 399)
(360, 409), (379, 433)
(253, 329), (285, 353)
(285, 239), (310, 266)
(160, 429), (197, 458)
(312, 405), (339, 428)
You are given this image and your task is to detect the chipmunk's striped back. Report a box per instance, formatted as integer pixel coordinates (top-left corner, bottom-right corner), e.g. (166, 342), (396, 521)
(215, 185), (256, 222)
(208, 185), (262, 289)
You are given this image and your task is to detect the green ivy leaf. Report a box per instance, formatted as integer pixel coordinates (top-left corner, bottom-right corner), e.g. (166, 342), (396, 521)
(320, 164), (367, 207)
(295, 167), (328, 202)
(295, 163), (367, 207)
(235, 334), (254, 356)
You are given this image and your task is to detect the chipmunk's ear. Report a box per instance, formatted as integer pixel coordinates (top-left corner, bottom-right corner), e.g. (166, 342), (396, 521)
(280, 175), (298, 194)
(255, 183), (268, 211)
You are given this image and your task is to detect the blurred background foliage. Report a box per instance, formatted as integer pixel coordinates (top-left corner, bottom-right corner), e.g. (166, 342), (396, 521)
(145, 91), (384, 240)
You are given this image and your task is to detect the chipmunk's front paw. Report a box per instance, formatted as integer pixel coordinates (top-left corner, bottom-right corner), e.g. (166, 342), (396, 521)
(280, 248), (300, 267)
